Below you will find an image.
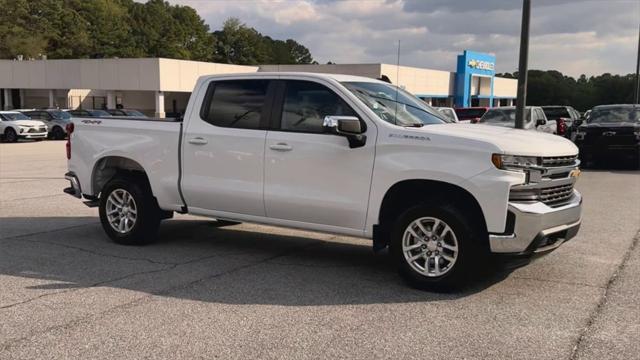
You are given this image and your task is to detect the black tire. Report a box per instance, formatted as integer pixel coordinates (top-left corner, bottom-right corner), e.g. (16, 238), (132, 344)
(389, 203), (486, 292)
(51, 126), (65, 140)
(4, 128), (18, 143)
(99, 175), (161, 245)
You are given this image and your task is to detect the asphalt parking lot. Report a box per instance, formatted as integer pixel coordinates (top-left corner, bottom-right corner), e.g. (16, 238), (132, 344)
(0, 140), (638, 360)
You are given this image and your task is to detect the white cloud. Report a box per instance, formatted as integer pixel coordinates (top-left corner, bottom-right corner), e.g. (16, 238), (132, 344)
(170, 0), (639, 76)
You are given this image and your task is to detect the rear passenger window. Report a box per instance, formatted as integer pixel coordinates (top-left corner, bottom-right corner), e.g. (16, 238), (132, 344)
(201, 80), (269, 129)
(280, 80), (356, 133)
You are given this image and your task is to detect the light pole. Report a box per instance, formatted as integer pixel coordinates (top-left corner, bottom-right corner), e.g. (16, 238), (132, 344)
(634, 21), (639, 105)
(515, 0), (531, 129)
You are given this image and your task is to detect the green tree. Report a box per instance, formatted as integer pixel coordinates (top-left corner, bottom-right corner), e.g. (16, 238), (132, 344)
(0, 2), (313, 64)
(0, 0), (55, 58)
(213, 18), (314, 65)
(497, 70), (635, 111)
(128, 0), (214, 60)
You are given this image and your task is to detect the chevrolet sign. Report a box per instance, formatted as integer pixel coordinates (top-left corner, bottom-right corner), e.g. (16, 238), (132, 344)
(468, 59), (495, 71)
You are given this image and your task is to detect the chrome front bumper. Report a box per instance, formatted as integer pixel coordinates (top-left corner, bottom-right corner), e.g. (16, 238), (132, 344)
(489, 190), (582, 254)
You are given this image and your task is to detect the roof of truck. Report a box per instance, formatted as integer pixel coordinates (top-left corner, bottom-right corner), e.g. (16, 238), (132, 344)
(202, 72), (388, 84)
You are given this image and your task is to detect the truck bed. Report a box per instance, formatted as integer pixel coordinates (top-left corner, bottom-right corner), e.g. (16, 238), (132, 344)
(68, 116), (186, 212)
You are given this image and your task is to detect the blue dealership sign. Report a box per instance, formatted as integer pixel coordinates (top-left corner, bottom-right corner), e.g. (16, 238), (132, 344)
(455, 50), (496, 107)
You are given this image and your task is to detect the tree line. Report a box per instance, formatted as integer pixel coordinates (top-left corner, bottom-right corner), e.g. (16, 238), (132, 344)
(497, 70), (636, 111)
(0, 0), (314, 65)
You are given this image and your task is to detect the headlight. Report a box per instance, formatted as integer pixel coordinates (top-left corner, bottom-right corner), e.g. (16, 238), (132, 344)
(18, 126), (29, 133)
(491, 154), (540, 170)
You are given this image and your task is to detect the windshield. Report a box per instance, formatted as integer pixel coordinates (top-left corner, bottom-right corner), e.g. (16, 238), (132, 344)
(480, 109), (531, 123)
(342, 82), (445, 127)
(588, 107), (639, 123)
(1, 112), (31, 121)
(50, 110), (72, 120)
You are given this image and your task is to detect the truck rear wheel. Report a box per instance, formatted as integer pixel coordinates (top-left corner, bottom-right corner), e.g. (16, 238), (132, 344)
(99, 176), (161, 245)
(390, 203), (482, 291)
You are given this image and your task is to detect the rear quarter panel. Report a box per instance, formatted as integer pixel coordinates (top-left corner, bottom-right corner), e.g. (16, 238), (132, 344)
(68, 118), (183, 211)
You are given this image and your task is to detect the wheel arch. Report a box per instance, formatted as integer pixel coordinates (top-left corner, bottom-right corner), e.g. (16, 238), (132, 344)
(374, 179), (488, 251)
(91, 156), (150, 197)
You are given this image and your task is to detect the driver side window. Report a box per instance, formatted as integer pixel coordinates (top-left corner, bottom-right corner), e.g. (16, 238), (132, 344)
(280, 80), (356, 133)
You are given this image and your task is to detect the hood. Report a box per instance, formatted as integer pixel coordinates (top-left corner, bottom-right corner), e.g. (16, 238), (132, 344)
(12, 120), (47, 127)
(581, 122), (639, 129)
(420, 123), (578, 157)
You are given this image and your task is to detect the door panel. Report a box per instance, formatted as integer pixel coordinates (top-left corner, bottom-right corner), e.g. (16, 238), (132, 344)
(264, 80), (376, 230)
(264, 132), (375, 229)
(181, 79), (271, 216)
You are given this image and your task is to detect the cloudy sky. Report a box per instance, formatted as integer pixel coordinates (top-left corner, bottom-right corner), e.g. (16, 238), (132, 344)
(171, 0), (638, 77)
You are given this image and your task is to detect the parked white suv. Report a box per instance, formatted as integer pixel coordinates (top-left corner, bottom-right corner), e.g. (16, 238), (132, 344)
(480, 106), (557, 134)
(0, 111), (48, 142)
(63, 73), (582, 290)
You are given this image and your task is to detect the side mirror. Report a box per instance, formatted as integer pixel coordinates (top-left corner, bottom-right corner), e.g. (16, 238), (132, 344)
(574, 119), (583, 127)
(323, 115), (367, 148)
(536, 119), (547, 126)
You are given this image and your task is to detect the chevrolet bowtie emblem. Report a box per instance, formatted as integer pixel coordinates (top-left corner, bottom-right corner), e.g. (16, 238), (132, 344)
(602, 131), (616, 136)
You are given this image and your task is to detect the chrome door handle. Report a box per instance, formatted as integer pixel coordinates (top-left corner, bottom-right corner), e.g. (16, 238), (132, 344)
(269, 143), (292, 151)
(188, 137), (208, 145)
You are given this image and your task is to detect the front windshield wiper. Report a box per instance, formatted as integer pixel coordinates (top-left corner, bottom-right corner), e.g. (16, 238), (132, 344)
(402, 123), (424, 127)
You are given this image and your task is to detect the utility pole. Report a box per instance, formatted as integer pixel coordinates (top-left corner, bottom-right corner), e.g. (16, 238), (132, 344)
(515, 0), (531, 129)
(634, 21), (639, 105)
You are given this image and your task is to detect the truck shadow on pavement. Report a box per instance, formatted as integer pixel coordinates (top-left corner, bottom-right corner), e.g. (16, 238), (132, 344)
(0, 217), (512, 306)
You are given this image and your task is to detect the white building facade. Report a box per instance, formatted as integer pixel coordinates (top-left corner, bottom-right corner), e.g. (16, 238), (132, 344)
(1, 52), (516, 117)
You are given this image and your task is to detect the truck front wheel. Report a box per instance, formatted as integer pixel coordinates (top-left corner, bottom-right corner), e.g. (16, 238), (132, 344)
(99, 176), (161, 245)
(390, 203), (482, 291)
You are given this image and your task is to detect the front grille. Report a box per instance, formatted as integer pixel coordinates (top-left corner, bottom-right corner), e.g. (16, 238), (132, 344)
(510, 183), (575, 207)
(28, 127), (46, 133)
(510, 154), (579, 207)
(539, 184), (574, 206)
(541, 155), (578, 167)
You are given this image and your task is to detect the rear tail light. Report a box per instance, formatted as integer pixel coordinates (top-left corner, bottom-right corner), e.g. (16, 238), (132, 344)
(556, 118), (567, 136)
(65, 123), (74, 160)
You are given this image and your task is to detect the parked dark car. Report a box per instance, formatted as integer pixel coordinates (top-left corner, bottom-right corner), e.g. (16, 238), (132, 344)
(454, 107), (489, 123)
(106, 109), (148, 117)
(541, 105), (581, 138)
(66, 109), (112, 117)
(574, 104), (639, 168)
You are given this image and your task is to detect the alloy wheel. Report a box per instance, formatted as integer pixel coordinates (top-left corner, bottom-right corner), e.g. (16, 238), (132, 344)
(105, 189), (138, 234)
(402, 216), (459, 277)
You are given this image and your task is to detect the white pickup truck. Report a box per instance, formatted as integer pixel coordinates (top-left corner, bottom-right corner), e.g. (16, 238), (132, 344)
(64, 72), (583, 290)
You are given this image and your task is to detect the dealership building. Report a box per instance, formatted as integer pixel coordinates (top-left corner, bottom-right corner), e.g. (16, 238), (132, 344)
(0, 50), (515, 117)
